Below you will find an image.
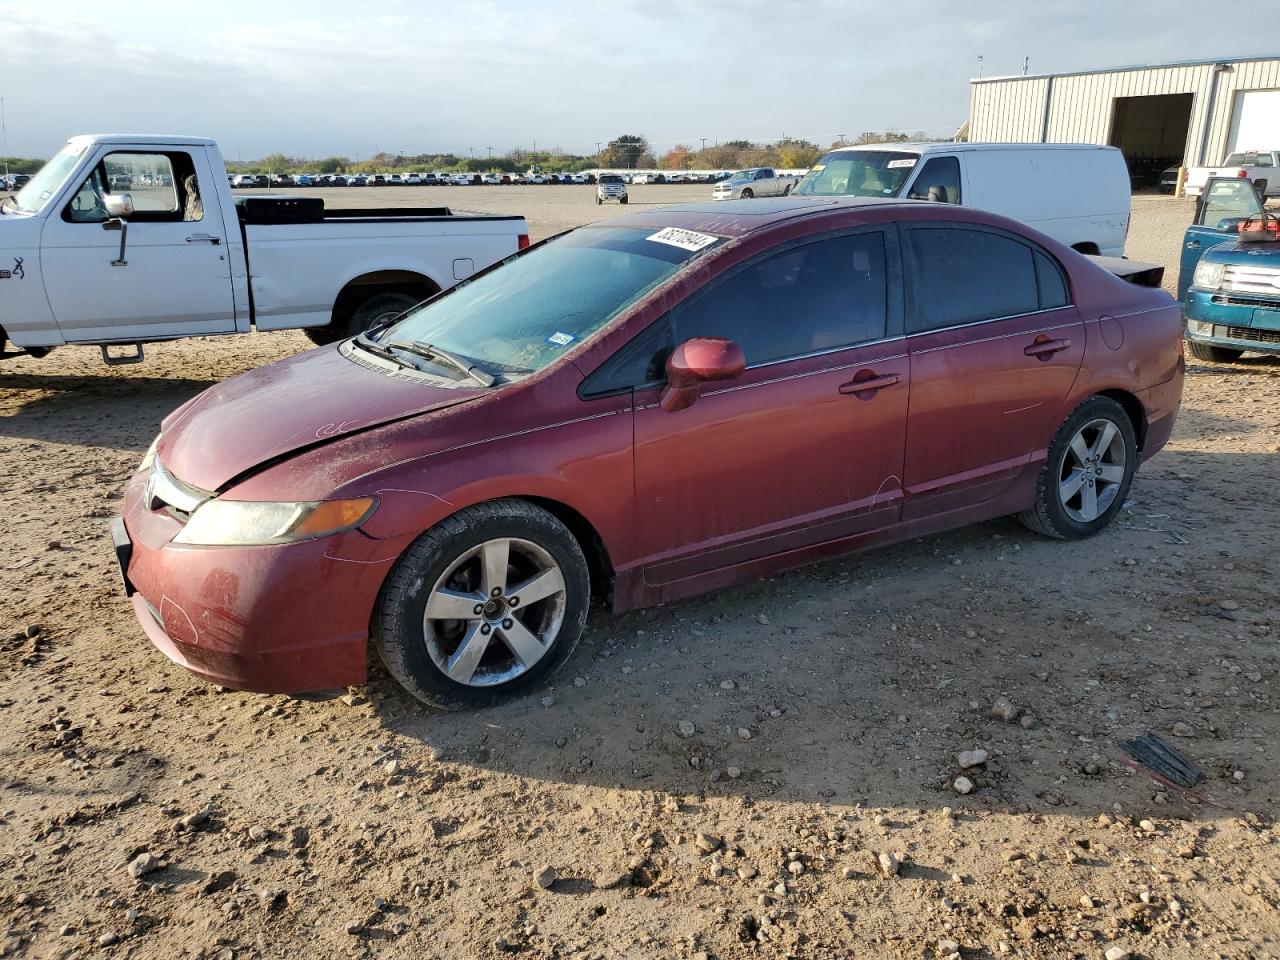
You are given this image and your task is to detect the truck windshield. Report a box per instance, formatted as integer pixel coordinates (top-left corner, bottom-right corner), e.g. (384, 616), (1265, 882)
(794, 151), (921, 198)
(730, 170), (754, 180)
(5, 142), (87, 214)
(376, 226), (721, 379)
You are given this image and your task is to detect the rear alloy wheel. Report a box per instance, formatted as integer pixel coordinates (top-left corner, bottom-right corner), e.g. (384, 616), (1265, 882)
(374, 500), (590, 709)
(1018, 396), (1137, 540)
(1185, 340), (1244, 363)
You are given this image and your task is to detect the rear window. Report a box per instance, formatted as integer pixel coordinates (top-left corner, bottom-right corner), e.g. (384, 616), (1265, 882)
(907, 227), (1040, 332)
(794, 150), (921, 198)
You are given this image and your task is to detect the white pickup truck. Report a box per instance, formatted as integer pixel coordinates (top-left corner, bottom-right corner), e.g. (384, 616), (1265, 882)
(0, 134), (529, 364)
(711, 167), (800, 200)
(1184, 150), (1280, 200)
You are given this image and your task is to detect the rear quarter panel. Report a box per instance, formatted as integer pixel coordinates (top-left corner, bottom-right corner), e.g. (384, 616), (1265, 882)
(963, 148), (1130, 255)
(245, 217), (525, 331)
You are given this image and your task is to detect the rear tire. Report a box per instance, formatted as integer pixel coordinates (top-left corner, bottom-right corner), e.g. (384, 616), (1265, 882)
(1018, 396), (1137, 541)
(304, 291), (420, 346)
(1186, 340), (1244, 363)
(373, 499), (590, 710)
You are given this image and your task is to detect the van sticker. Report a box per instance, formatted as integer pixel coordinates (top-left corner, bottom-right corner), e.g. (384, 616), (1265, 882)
(546, 331), (576, 347)
(810, 164), (825, 172)
(647, 227), (719, 252)
(886, 158), (918, 169)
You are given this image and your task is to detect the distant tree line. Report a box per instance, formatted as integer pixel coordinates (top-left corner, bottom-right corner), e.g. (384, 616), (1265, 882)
(5, 130), (949, 179)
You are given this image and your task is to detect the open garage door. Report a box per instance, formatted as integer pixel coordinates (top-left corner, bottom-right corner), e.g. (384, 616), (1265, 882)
(1108, 93), (1193, 188)
(1228, 89), (1280, 154)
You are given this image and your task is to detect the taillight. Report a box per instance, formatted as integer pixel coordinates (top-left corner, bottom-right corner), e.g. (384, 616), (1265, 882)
(518, 234), (530, 251)
(1238, 170), (1249, 178)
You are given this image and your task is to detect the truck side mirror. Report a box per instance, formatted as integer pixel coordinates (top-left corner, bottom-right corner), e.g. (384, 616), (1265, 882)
(104, 193), (135, 218)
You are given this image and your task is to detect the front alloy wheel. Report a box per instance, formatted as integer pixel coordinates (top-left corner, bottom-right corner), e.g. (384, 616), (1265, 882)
(374, 500), (590, 709)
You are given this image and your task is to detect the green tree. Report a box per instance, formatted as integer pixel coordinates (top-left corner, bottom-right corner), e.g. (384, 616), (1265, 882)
(603, 135), (651, 169)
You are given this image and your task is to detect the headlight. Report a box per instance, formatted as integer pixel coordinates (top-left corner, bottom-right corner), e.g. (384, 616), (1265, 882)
(173, 496), (377, 546)
(139, 436), (160, 472)
(1192, 260), (1225, 290)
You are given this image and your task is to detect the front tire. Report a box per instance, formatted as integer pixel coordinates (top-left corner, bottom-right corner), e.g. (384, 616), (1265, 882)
(1018, 396), (1137, 540)
(373, 500), (591, 710)
(740, 188), (754, 199)
(1186, 340), (1244, 363)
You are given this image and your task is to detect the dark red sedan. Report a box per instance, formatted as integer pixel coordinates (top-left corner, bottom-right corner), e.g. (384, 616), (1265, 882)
(114, 197), (1184, 709)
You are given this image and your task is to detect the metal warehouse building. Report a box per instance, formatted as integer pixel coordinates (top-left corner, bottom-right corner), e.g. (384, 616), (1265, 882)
(969, 56), (1280, 186)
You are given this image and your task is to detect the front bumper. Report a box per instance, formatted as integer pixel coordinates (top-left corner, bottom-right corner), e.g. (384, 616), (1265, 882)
(1184, 290), (1280, 353)
(117, 469), (407, 694)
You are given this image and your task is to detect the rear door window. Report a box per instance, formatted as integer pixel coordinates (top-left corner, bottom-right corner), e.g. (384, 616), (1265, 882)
(907, 227), (1040, 332)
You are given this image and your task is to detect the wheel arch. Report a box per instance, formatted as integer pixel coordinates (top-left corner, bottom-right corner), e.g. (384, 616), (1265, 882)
(1096, 387), (1148, 451)
(520, 496), (616, 605)
(332, 269), (443, 328)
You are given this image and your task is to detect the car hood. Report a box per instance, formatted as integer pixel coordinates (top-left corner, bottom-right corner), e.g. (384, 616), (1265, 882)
(1200, 241), (1280, 266)
(157, 345), (486, 492)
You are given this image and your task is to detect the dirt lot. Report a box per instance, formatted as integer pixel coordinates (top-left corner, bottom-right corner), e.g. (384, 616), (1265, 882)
(1, 187), (1278, 960)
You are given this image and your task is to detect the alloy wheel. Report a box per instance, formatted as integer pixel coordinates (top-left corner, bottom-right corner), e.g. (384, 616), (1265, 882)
(1057, 418), (1127, 523)
(422, 538), (567, 687)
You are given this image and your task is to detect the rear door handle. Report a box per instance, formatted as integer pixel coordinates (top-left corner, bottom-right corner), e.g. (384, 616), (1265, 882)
(1024, 337), (1072, 361)
(186, 234), (221, 245)
(838, 372), (900, 397)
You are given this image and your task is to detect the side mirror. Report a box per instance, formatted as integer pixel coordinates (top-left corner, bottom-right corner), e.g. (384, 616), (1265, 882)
(660, 337), (746, 413)
(104, 193), (134, 218)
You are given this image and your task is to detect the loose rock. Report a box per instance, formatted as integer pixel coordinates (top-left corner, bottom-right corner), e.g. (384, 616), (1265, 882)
(877, 852), (899, 877)
(953, 776), (975, 795)
(957, 749), (989, 768)
(127, 852), (159, 879)
(677, 720), (696, 739)
(533, 866), (557, 889)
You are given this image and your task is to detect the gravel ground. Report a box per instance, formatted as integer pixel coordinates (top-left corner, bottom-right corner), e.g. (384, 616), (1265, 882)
(1, 188), (1278, 960)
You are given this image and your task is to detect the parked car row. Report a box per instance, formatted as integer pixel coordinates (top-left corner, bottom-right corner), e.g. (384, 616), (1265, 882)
(2, 173), (32, 191)
(225, 171), (747, 189)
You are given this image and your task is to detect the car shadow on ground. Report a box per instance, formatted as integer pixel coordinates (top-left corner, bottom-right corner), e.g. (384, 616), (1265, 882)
(358, 447), (1277, 823)
(0, 373), (217, 447)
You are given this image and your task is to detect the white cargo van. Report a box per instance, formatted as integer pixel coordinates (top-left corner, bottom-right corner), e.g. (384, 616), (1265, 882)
(794, 143), (1131, 256)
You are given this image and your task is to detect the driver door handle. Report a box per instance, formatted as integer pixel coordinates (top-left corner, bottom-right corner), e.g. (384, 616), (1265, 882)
(1185, 240), (1202, 250)
(838, 372), (900, 396)
(186, 234), (221, 245)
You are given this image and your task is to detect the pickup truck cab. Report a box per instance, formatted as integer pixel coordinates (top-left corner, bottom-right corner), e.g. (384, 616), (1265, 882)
(1179, 177), (1280, 362)
(0, 135), (528, 363)
(1184, 150), (1279, 200)
(711, 167), (799, 200)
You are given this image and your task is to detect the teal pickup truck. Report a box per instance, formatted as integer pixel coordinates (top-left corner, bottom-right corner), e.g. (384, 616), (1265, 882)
(1179, 178), (1280, 362)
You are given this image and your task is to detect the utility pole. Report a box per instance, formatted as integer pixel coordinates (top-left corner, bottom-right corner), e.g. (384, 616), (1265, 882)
(700, 137), (707, 152)
(2, 97), (11, 185)
(836, 132), (847, 146)
(486, 146), (494, 158)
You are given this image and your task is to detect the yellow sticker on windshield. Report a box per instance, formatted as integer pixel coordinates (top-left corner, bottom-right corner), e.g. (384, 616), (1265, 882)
(810, 164), (825, 172)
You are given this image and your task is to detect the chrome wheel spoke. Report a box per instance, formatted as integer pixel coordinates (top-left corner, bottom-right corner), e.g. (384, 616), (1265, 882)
(445, 622), (491, 684)
(480, 539), (510, 596)
(425, 587), (485, 621)
(1068, 433), (1091, 467)
(1091, 421), (1118, 459)
(1080, 481), (1099, 521)
(1060, 468), (1086, 502)
(1097, 463), (1125, 484)
(508, 567), (565, 607)
(498, 618), (547, 668)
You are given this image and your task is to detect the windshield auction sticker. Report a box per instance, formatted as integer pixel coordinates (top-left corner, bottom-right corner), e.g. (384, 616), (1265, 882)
(886, 158), (918, 169)
(647, 227), (719, 252)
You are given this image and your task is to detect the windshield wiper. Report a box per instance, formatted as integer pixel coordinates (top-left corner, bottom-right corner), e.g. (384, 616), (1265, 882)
(352, 334), (419, 370)
(385, 340), (496, 387)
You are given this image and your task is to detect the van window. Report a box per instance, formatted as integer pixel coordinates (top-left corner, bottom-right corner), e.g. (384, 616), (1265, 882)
(906, 156), (961, 204)
(907, 227), (1039, 332)
(794, 151), (921, 198)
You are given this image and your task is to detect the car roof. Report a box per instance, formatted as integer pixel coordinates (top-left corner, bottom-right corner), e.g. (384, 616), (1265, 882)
(583, 196), (914, 238)
(69, 134), (218, 147)
(824, 141), (1119, 155)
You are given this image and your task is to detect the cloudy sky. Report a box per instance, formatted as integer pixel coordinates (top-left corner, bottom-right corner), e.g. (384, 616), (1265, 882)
(0, 1), (1271, 159)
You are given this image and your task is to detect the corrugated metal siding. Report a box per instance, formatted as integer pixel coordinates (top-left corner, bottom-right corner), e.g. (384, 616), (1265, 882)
(969, 58), (1280, 164)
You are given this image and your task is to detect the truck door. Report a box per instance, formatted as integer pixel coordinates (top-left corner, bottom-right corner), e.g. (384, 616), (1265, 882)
(39, 147), (237, 343)
(1178, 178), (1264, 301)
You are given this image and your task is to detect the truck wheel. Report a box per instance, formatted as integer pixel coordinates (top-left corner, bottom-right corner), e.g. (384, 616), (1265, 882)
(373, 499), (590, 710)
(305, 291), (420, 346)
(740, 188), (754, 199)
(1186, 340), (1244, 363)
(1017, 395), (1137, 541)
(595, 196), (602, 205)
(620, 196), (628, 204)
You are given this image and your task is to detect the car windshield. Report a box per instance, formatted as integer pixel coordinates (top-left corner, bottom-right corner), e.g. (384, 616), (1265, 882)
(794, 150), (922, 198)
(375, 225), (722, 379)
(4, 142), (87, 214)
